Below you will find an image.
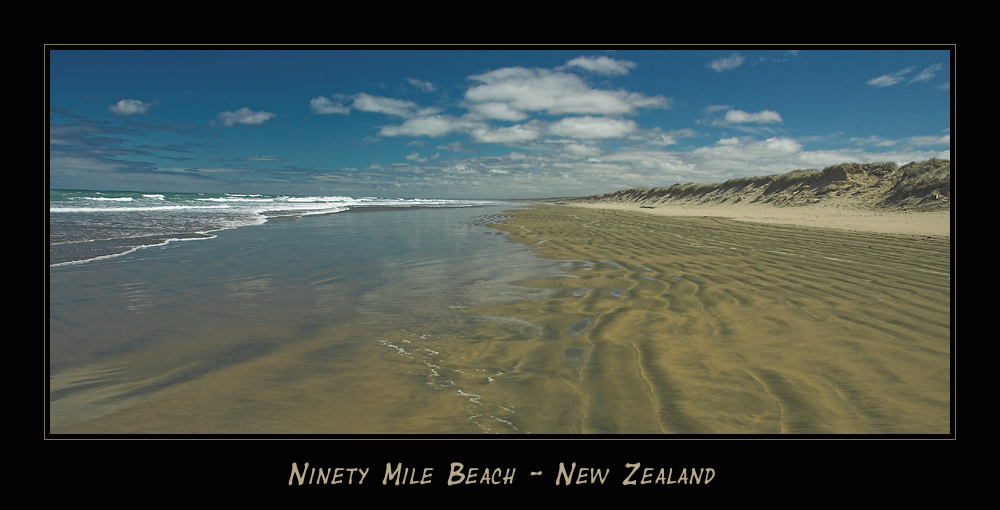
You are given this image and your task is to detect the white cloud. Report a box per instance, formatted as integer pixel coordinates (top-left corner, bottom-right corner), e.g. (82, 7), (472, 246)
(437, 141), (477, 153)
(292, 139), (949, 199)
(548, 116), (638, 139)
(867, 67), (914, 88)
(850, 135), (897, 147)
(466, 102), (530, 121)
(379, 115), (475, 138)
(646, 128), (697, 146)
(215, 107), (275, 126)
(693, 136), (802, 162)
(563, 143), (602, 158)
(724, 109), (783, 124)
(240, 156), (283, 161)
(703, 104), (732, 113)
(352, 93), (440, 118)
(109, 99), (151, 115)
(310, 96), (350, 114)
(560, 56), (636, 75)
(907, 134), (950, 146)
(406, 77), (436, 92)
(464, 67), (669, 117)
(911, 63), (943, 83)
(708, 53), (745, 72)
(468, 123), (544, 144)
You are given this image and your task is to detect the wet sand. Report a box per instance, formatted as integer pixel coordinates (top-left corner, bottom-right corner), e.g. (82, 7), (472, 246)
(49, 206), (566, 434)
(48, 204), (951, 434)
(472, 204), (951, 433)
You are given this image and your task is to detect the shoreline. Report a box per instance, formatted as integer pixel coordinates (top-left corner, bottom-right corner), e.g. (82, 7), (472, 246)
(48, 202), (951, 434)
(557, 201), (951, 237)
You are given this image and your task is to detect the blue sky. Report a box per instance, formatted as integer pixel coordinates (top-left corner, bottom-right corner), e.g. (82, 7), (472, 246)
(48, 47), (951, 198)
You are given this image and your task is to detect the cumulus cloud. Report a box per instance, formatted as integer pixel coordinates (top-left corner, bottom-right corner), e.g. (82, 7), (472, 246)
(867, 67), (914, 88)
(401, 153), (441, 164)
(468, 123), (544, 144)
(310, 96), (350, 114)
(560, 56), (636, 75)
(708, 53), (745, 72)
(109, 99), (151, 115)
(295, 137), (947, 199)
(464, 67), (669, 117)
(646, 128), (697, 146)
(352, 93), (421, 118)
(406, 78), (436, 92)
(724, 109), (783, 124)
(562, 143), (602, 158)
(215, 107), (276, 126)
(466, 102), (530, 122)
(692, 136), (802, 162)
(547, 116), (638, 139)
(379, 115), (476, 138)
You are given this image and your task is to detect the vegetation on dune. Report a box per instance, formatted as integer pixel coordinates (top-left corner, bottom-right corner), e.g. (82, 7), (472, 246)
(569, 159), (951, 211)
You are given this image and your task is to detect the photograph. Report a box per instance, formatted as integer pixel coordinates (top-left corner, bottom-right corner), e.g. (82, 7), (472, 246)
(46, 45), (953, 490)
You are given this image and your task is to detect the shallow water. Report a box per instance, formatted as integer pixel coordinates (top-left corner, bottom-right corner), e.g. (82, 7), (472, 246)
(48, 205), (568, 433)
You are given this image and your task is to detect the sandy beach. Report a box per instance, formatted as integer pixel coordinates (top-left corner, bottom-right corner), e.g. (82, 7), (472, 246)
(48, 199), (951, 434)
(564, 201), (951, 237)
(472, 203), (952, 433)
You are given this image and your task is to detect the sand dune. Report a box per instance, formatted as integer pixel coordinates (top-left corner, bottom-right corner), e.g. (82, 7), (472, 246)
(560, 159), (951, 237)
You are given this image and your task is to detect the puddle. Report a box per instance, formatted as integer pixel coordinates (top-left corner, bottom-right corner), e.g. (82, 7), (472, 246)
(564, 346), (585, 364)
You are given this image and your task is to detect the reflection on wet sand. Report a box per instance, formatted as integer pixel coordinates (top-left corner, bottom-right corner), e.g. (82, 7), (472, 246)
(49, 205), (950, 434)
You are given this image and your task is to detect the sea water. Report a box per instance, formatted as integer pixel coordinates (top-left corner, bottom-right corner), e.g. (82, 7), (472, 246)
(48, 191), (570, 433)
(49, 189), (501, 267)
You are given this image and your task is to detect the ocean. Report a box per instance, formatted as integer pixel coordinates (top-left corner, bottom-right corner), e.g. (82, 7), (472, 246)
(48, 189), (573, 433)
(48, 189), (504, 267)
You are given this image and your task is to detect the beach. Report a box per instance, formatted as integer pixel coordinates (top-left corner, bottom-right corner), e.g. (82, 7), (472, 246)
(482, 203), (951, 433)
(49, 205), (567, 433)
(562, 201), (951, 237)
(48, 200), (951, 434)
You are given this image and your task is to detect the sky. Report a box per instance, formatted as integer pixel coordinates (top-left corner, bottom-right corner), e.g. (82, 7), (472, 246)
(48, 47), (952, 199)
